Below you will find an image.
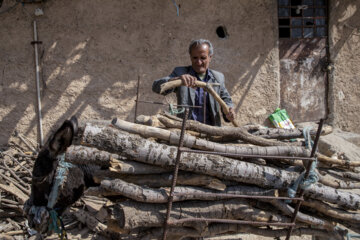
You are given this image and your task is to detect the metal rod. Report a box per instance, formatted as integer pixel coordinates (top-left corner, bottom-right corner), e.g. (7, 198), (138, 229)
(33, 20), (44, 147)
(285, 119), (324, 240)
(134, 75), (140, 123)
(162, 108), (189, 240)
(179, 148), (317, 161)
(168, 218), (296, 227)
(173, 192), (303, 201)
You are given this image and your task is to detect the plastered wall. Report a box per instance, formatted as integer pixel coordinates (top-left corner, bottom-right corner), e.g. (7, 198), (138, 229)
(0, 0), (280, 145)
(328, 0), (360, 133)
(1, 0), (359, 147)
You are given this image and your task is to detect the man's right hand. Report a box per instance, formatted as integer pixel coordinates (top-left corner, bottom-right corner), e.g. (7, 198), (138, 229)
(180, 74), (197, 88)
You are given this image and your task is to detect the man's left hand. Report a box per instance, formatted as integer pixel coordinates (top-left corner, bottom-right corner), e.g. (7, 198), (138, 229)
(226, 108), (236, 122)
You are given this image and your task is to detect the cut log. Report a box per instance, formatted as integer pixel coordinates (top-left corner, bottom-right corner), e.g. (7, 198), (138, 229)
(251, 128), (313, 139)
(302, 198), (360, 224)
(93, 178), (277, 203)
(135, 115), (165, 128)
(140, 224), (343, 240)
(317, 153), (360, 167)
(66, 145), (116, 167)
(159, 79), (239, 127)
(157, 114), (296, 146)
(110, 199), (290, 230)
(93, 171), (226, 191)
(112, 118), (310, 157)
(251, 125), (333, 139)
(326, 169), (360, 182)
(70, 207), (107, 233)
(318, 172), (360, 189)
(161, 112), (262, 132)
(268, 199), (336, 230)
(66, 145), (170, 174)
(81, 124), (360, 210)
(82, 125), (299, 188)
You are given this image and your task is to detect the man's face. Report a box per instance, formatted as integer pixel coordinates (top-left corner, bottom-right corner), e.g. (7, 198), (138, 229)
(190, 44), (212, 74)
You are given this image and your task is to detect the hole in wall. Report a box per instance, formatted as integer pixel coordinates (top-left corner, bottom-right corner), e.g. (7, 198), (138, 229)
(216, 26), (228, 39)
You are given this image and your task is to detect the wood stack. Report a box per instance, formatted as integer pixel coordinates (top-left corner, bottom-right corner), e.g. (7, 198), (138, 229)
(63, 113), (360, 240)
(0, 148), (34, 239)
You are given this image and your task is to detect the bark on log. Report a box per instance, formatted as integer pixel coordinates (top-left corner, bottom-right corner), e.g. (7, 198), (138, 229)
(75, 120), (112, 144)
(159, 79), (239, 127)
(81, 125), (360, 210)
(161, 112), (261, 132)
(157, 114), (296, 146)
(302, 198), (360, 224)
(66, 145), (169, 174)
(251, 125), (333, 139)
(135, 115), (164, 128)
(82, 125), (299, 188)
(140, 224), (343, 240)
(70, 207), (107, 233)
(268, 199), (336, 230)
(326, 169), (360, 182)
(66, 145), (116, 167)
(93, 179), (277, 203)
(93, 171), (226, 191)
(318, 172), (360, 189)
(112, 118), (310, 157)
(78, 119), (112, 130)
(110, 199), (290, 230)
(251, 128), (313, 139)
(317, 153), (360, 167)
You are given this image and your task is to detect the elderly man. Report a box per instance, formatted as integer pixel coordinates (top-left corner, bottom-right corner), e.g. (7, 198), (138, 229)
(152, 39), (235, 126)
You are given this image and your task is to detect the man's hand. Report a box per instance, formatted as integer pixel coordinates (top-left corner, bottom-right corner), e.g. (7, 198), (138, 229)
(225, 107), (236, 122)
(180, 74), (197, 88)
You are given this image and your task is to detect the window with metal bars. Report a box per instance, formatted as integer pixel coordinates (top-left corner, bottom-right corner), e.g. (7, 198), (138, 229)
(278, 0), (328, 38)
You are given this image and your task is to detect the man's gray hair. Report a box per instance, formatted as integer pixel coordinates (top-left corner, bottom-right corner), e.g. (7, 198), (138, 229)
(188, 39), (214, 56)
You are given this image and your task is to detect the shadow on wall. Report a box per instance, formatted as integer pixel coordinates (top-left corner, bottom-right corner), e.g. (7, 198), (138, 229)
(232, 53), (268, 114)
(330, 0), (360, 60)
(0, 0), (275, 145)
(0, 32), (138, 145)
(8, 0), (354, 144)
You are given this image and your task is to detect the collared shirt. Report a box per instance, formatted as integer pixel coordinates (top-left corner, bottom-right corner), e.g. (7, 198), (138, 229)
(188, 68), (212, 125)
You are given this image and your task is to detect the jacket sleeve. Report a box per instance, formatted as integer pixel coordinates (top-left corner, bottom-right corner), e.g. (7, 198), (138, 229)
(218, 74), (234, 108)
(218, 74), (234, 122)
(152, 68), (179, 95)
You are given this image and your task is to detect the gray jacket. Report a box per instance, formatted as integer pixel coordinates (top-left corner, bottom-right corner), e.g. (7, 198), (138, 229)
(152, 66), (233, 126)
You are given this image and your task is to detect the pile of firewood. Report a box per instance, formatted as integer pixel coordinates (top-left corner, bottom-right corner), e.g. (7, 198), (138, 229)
(60, 113), (360, 240)
(0, 147), (34, 240)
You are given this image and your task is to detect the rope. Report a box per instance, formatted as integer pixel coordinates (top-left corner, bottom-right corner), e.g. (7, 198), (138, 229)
(47, 154), (74, 209)
(48, 210), (61, 234)
(168, 103), (185, 115)
(48, 209), (68, 240)
(303, 126), (314, 149)
(47, 153), (72, 239)
(171, 0), (180, 16)
(286, 127), (318, 202)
